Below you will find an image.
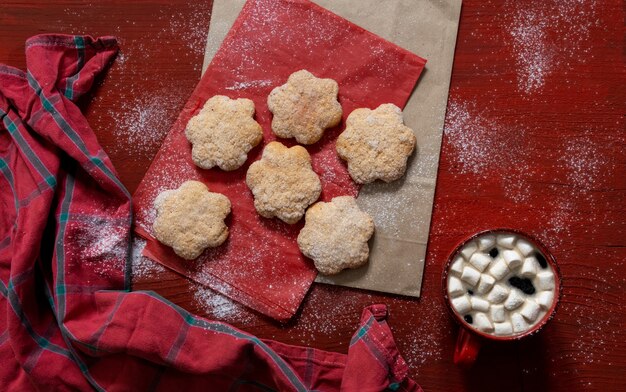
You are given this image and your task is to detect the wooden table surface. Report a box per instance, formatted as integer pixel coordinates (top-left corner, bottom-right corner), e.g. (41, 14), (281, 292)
(1, 1), (624, 391)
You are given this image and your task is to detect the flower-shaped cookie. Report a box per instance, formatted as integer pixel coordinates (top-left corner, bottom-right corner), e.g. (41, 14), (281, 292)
(185, 95), (263, 171)
(153, 181), (231, 260)
(246, 141), (321, 224)
(336, 103), (416, 184)
(267, 69), (342, 145)
(297, 196), (375, 275)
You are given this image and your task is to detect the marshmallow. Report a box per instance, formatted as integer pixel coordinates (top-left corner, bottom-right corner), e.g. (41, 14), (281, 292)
(487, 284), (509, 304)
(488, 259), (510, 280)
(471, 297), (490, 312)
(469, 253), (492, 272)
(451, 295), (472, 314)
(461, 266), (481, 286)
(520, 300), (541, 322)
(460, 241), (478, 260)
(496, 234), (516, 249)
(520, 257), (538, 278)
(536, 291), (554, 310)
(474, 313), (494, 332)
(448, 276), (465, 297)
(450, 256), (465, 276)
(516, 239), (535, 256)
(494, 322), (513, 336)
(490, 304), (506, 323)
(536, 271), (555, 290)
(511, 312), (529, 333)
(476, 274), (496, 295)
(478, 235), (496, 250)
(504, 290), (525, 310)
(502, 249), (523, 270)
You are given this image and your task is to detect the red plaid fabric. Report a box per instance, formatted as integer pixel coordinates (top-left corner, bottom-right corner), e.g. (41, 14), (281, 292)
(0, 34), (421, 391)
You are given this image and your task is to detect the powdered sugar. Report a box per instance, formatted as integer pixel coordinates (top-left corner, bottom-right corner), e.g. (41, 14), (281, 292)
(549, 262), (624, 372)
(507, 0), (599, 95)
(225, 79), (273, 91)
(192, 283), (256, 324)
(69, 219), (124, 260)
(284, 286), (373, 344)
(83, 225), (126, 261)
(311, 147), (341, 184)
(86, 2), (212, 160)
(444, 99), (528, 178)
(109, 92), (182, 160)
(561, 137), (604, 189)
(509, 9), (553, 94)
(399, 297), (446, 368)
(131, 236), (165, 280)
(358, 184), (421, 237)
(164, 7), (212, 60)
(66, 217), (129, 278)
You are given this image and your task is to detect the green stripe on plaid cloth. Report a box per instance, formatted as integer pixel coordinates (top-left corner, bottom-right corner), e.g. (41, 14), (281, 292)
(0, 109), (56, 187)
(0, 157), (19, 216)
(63, 36), (85, 100)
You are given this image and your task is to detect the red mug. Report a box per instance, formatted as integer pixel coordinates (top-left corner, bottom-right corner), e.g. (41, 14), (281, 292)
(442, 229), (561, 366)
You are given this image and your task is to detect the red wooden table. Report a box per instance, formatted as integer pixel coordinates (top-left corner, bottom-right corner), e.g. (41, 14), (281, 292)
(1, 1), (624, 391)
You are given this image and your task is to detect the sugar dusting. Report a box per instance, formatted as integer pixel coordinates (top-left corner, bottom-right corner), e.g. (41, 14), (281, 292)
(507, 0), (599, 95)
(65, 217), (128, 278)
(444, 99), (528, 178)
(285, 286), (373, 345)
(109, 92), (182, 159)
(192, 282), (255, 325)
(225, 80), (273, 91)
(311, 147), (341, 184)
(399, 297), (446, 368)
(539, 130), (612, 250)
(358, 184), (423, 238)
(561, 136), (604, 190)
(509, 9), (553, 94)
(163, 6), (212, 61)
(89, 1), (212, 159)
(131, 236), (165, 280)
(546, 261), (625, 382)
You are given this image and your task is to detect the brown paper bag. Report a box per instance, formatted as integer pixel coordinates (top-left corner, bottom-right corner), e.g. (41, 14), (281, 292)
(203, 0), (462, 297)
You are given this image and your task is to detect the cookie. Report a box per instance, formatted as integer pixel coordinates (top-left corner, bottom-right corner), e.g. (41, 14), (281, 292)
(336, 103), (416, 184)
(246, 141), (321, 224)
(153, 181), (231, 260)
(267, 69), (342, 145)
(185, 95), (263, 171)
(297, 196), (375, 275)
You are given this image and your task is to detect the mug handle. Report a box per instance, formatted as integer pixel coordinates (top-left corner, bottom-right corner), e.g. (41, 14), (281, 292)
(453, 327), (482, 366)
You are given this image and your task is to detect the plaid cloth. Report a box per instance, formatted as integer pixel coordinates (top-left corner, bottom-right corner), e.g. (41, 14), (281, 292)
(0, 34), (421, 391)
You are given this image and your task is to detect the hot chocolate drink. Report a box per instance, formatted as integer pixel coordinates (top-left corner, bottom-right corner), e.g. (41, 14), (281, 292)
(446, 231), (557, 336)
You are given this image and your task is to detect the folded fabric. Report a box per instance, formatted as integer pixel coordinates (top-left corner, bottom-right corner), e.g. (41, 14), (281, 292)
(0, 34), (421, 391)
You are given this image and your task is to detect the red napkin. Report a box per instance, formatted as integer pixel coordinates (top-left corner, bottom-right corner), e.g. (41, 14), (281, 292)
(133, 0), (426, 321)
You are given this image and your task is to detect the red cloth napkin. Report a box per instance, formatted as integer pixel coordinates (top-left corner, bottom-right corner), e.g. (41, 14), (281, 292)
(0, 33), (423, 391)
(133, 0), (427, 321)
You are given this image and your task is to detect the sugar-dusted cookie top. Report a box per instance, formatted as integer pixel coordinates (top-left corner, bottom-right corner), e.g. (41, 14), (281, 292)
(185, 95), (263, 171)
(297, 196), (375, 275)
(267, 70), (342, 145)
(153, 181), (231, 260)
(336, 103), (416, 184)
(246, 141), (321, 224)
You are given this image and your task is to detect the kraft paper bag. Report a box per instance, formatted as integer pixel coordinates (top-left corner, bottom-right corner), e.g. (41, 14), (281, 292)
(203, 0), (462, 297)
